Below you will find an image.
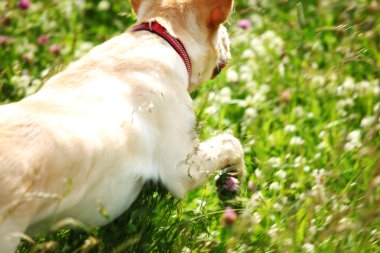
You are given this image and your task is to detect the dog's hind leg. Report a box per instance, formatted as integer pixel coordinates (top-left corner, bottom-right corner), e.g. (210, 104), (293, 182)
(0, 214), (31, 253)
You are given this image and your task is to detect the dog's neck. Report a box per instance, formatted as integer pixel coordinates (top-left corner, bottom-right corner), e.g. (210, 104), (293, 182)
(132, 20), (192, 83)
(135, 14), (217, 92)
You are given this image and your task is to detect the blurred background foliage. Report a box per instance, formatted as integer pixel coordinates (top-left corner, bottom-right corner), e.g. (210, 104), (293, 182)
(1, 0), (380, 252)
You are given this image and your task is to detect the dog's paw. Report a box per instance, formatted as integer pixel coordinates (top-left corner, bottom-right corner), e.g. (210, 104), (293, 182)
(216, 133), (246, 179)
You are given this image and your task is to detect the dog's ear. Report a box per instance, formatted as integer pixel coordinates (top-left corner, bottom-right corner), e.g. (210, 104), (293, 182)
(208, 0), (233, 29)
(130, 0), (142, 14)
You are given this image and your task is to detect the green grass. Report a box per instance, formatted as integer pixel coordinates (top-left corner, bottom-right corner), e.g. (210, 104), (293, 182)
(1, 0), (380, 252)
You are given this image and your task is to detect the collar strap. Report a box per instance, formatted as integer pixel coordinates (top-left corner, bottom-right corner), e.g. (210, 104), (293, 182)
(132, 21), (192, 81)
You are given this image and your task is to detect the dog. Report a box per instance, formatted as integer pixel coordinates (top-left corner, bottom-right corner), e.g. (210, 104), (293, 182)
(0, 0), (245, 251)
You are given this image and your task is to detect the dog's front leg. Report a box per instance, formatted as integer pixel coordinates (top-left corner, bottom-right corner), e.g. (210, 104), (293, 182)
(184, 133), (246, 192)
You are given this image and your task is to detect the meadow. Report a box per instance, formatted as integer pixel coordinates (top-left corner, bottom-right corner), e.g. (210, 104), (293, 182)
(1, 0), (379, 252)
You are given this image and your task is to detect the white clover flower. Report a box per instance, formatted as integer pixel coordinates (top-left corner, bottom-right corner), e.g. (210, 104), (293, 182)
(239, 65), (253, 82)
(239, 65), (251, 75)
(26, 79), (42, 96)
(281, 196), (288, 204)
(205, 105), (218, 115)
(278, 63), (285, 77)
(243, 139), (255, 153)
(309, 225), (317, 235)
(97, 0), (110, 11)
(273, 202), (283, 211)
(273, 107), (282, 116)
(275, 170), (287, 180)
(31, 79), (42, 88)
(226, 69), (239, 83)
(318, 130), (327, 139)
(337, 108), (347, 117)
(317, 141), (328, 150)
(244, 107), (258, 119)
(255, 169), (263, 179)
(251, 38), (266, 57)
(360, 116), (375, 129)
(374, 86), (380, 95)
(358, 81), (371, 95)
(311, 75), (326, 87)
(245, 191), (264, 210)
(293, 106), (304, 118)
(270, 37), (284, 55)
(311, 41), (323, 51)
(219, 87), (232, 103)
(260, 84), (271, 94)
(303, 165), (311, 172)
(194, 200), (206, 214)
(337, 98), (355, 110)
(237, 99), (248, 108)
(312, 169), (328, 185)
(251, 93), (266, 104)
(344, 130), (362, 151)
(208, 92), (216, 100)
(240, 73), (252, 82)
(60, 0), (85, 18)
(246, 81), (258, 90)
(294, 156), (307, 168)
(302, 243), (315, 253)
(40, 68), (51, 78)
(268, 157), (281, 168)
(181, 247), (191, 253)
(74, 41), (94, 58)
(269, 181), (280, 191)
(252, 212), (262, 223)
(11, 74), (31, 89)
(242, 49), (254, 59)
(290, 136), (305, 146)
(372, 176), (380, 187)
(268, 224), (279, 237)
(328, 72), (338, 83)
(337, 217), (356, 231)
(337, 77), (356, 96)
(267, 134), (276, 146)
(250, 14), (264, 29)
(284, 124), (296, 133)
(290, 182), (299, 189)
(261, 30), (277, 41)
(17, 41), (38, 55)
(285, 153), (292, 160)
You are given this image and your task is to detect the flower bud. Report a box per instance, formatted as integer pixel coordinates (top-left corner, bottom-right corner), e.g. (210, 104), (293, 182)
(49, 44), (60, 55)
(222, 207), (238, 226)
(238, 19), (252, 30)
(18, 0), (30, 10)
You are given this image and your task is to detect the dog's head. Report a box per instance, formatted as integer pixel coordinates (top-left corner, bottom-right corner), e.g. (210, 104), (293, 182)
(130, 0), (233, 91)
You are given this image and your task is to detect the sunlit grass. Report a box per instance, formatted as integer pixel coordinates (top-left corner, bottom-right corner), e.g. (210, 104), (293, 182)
(1, 0), (379, 252)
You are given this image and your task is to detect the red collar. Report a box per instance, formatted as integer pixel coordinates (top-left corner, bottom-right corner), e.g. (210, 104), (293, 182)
(132, 21), (192, 81)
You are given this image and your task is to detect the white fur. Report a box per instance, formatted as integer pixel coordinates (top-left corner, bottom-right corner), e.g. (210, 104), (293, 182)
(0, 1), (245, 252)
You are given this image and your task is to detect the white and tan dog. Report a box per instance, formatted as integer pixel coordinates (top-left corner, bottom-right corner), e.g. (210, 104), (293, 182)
(0, 0), (245, 251)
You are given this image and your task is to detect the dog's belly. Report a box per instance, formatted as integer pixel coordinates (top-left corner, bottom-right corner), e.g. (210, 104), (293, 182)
(26, 161), (147, 234)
